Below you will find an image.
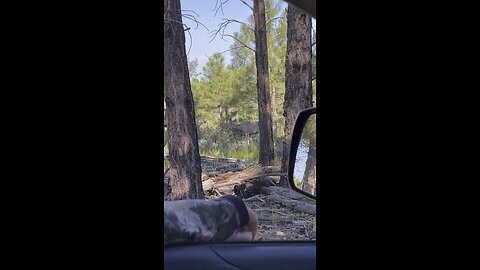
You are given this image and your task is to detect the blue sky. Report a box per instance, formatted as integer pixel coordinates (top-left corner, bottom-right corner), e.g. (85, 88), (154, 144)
(180, 0), (314, 70)
(181, 0), (285, 69)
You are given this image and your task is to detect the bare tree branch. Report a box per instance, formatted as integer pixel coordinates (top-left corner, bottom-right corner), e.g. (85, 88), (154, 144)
(182, 14), (209, 31)
(212, 0), (221, 14)
(223, 19), (254, 32)
(209, 17), (255, 52)
(222, 34), (255, 52)
(239, 0), (253, 11)
(164, 18), (188, 30)
(164, 8), (209, 57)
(186, 27), (193, 55)
(219, 46), (245, 55)
(181, 9), (200, 17)
(213, 0), (229, 17)
(207, 0), (258, 54)
(165, 8), (209, 31)
(164, 18), (193, 56)
(262, 16), (286, 30)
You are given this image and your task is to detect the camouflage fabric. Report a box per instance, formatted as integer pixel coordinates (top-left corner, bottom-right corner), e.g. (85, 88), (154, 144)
(164, 198), (242, 245)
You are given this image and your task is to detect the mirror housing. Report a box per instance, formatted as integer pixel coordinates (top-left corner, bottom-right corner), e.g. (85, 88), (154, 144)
(288, 107), (316, 200)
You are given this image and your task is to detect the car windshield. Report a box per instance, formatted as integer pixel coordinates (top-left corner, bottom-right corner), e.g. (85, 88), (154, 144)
(164, 0), (316, 243)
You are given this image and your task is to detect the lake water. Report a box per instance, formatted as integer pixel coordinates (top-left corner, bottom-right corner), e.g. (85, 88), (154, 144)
(294, 144), (309, 182)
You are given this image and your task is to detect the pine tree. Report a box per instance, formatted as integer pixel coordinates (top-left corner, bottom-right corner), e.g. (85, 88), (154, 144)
(280, 4), (313, 186)
(164, 0), (204, 199)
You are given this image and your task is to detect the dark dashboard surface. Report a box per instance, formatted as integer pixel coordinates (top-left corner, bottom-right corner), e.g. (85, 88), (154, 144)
(165, 241), (316, 270)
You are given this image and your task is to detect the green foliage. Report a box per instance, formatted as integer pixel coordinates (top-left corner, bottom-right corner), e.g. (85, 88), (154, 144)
(188, 58), (201, 82)
(294, 176), (301, 187)
(301, 115), (316, 143)
(184, 0), (311, 164)
(164, 158), (169, 174)
(229, 0), (287, 125)
(199, 142), (259, 162)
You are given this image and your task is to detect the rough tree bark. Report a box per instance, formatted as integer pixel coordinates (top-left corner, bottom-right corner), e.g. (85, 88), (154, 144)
(272, 86), (277, 134)
(279, 5), (313, 186)
(301, 137), (316, 196)
(253, 0), (275, 167)
(164, 0), (204, 200)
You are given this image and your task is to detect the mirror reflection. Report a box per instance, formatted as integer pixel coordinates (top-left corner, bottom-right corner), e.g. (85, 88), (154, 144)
(293, 114), (316, 196)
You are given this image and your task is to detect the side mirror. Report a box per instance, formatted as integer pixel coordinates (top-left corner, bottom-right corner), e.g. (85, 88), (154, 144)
(288, 107), (316, 199)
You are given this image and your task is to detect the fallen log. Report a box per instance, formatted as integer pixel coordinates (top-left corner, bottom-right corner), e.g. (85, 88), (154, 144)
(165, 153), (246, 164)
(233, 177), (275, 198)
(242, 194), (266, 202)
(203, 173), (284, 196)
(213, 166), (280, 183)
(202, 178), (215, 191)
(203, 168), (244, 177)
(261, 186), (316, 215)
(213, 173), (285, 189)
(201, 155), (246, 163)
(200, 165), (283, 196)
(261, 186), (316, 203)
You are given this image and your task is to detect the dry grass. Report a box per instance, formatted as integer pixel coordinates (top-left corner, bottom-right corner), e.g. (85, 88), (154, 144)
(246, 195), (316, 241)
(207, 193), (316, 241)
(166, 163), (316, 241)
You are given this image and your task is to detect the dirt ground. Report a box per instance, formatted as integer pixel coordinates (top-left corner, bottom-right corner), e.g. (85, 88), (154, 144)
(165, 189), (316, 241)
(207, 193), (316, 241)
(165, 161), (316, 242)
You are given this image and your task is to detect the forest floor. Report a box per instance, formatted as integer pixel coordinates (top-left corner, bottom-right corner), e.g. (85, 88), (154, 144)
(207, 192), (316, 241)
(165, 157), (316, 242)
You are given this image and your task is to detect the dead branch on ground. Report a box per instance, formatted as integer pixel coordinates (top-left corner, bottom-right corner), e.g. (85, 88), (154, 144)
(261, 186), (316, 215)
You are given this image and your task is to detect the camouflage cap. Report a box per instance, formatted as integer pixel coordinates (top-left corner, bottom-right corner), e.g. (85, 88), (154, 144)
(217, 195), (249, 227)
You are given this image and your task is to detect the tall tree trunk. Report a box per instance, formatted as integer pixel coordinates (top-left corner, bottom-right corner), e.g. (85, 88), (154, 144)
(280, 5), (313, 186)
(253, 0), (275, 166)
(272, 86), (277, 134)
(164, 0), (204, 200)
(301, 137), (316, 196)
